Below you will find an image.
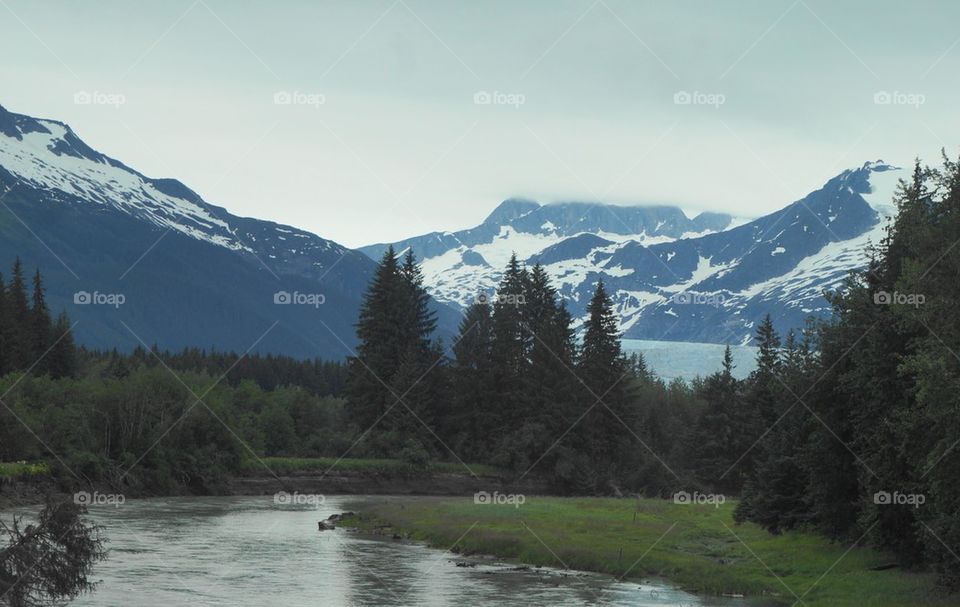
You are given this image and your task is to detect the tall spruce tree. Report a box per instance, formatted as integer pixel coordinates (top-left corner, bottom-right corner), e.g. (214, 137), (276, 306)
(345, 247), (443, 456)
(0, 272), (7, 375)
(399, 249), (437, 352)
(508, 264), (576, 471)
(47, 312), (77, 379)
(575, 279), (632, 491)
(7, 258), (31, 369)
(30, 269), (52, 371)
(749, 315), (782, 426)
(489, 255), (531, 440)
(394, 249), (444, 452)
(346, 246), (406, 435)
(448, 300), (495, 461)
(736, 331), (815, 530)
(687, 345), (757, 494)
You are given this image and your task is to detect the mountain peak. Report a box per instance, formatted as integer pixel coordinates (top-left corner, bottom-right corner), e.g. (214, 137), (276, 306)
(862, 159), (898, 172)
(483, 198), (541, 225)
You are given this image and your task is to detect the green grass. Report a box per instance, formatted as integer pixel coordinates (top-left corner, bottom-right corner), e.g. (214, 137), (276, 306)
(343, 495), (953, 607)
(0, 461), (49, 478)
(239, 456), (504, 478)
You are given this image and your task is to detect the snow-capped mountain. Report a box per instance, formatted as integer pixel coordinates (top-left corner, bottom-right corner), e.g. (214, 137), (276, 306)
(0, 104), (394, 358)
(361, 200), (737, 310)
(362, 162), (902, 345)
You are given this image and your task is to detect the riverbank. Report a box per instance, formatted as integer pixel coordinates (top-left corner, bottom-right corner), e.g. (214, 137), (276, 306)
(342, 495), (954, 607)
(232, 456), (545, 497)
(0, 457), (545, 509)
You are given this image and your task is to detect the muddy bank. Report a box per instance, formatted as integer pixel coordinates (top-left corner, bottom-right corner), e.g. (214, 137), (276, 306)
(0, 476), (61, 509)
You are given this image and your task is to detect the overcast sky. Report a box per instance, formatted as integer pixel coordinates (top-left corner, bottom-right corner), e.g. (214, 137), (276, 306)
(2, 0), (958, 247)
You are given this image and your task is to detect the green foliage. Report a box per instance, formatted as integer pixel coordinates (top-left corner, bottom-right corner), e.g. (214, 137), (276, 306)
(0, 366), (356, 493)
(0, 461), (49, 478)
(0, 498), (106, 606)
(240, 456), (503, 477)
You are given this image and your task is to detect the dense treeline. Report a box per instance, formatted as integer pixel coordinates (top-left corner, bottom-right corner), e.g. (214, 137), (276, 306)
(346, 246), (708, 494)
(345, 244), (815, 501)
(0, 258), (75, 379)
(0, 262), (352, 492)
(728, 155), (960, 587)
(81, 346), (346, 397)
(0, 367), (352, 493)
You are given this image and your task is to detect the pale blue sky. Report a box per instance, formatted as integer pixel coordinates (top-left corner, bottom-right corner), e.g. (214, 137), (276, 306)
(2, 0), (958, 246)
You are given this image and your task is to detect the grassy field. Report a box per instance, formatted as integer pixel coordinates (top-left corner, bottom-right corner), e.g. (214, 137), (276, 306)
(0, 461), (49, 478)
(239, 456), (504, 478)
(344, 495), (953, 607)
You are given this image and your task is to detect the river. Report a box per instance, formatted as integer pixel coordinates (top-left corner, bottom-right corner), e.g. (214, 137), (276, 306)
(45, 496), (741, 606)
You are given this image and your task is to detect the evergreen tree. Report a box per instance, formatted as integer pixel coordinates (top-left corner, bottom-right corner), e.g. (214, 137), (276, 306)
(749, 314), (782, 426)
(47, 312), (77, 379)
(508, 264), (576, 472)
(736, 331), (815, 530)
(345, 247), (443, 456)
(0, 272), (8, 375)
(30, 269), (52, 371)
(902, 154), (960, 586)
(447, 300), (495, 460)
(574, 279), (632, 491)
(488, 254), (531, 441)
(687, 345), (756, 494)
(7, 258), (31, 369)
(399, 249), (437, 352)
(346, 246), (406, 433)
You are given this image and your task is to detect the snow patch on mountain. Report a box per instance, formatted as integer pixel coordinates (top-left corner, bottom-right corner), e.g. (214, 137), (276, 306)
(0, 116), (249, 251)
(861, 161), (903, 216)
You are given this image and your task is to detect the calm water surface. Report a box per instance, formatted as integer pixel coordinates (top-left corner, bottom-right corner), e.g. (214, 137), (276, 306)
(48, 496), (742, 606)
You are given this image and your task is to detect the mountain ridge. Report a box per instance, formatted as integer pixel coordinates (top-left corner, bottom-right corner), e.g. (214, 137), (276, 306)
(0, 103), (464, 358)
(362, 161), (902, 345)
